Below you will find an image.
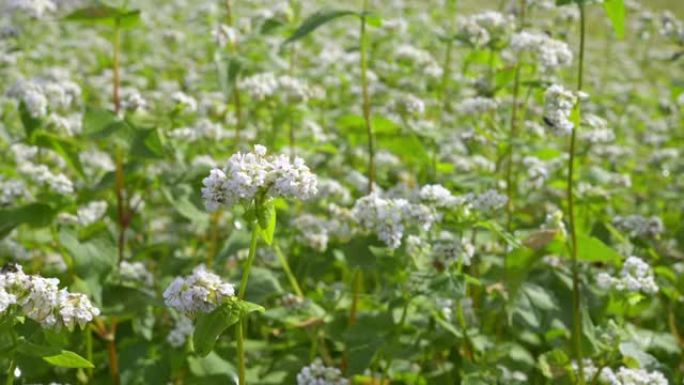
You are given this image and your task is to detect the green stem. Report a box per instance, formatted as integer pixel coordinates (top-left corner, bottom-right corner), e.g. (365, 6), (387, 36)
(349, 268), (362, 326)
(236, 320), (246, 385)
(359, 0), (375, 194)
(236, 223), (259, 385)
(569, 3), (586, 384)
(5, 360), (15, 385)
(273, 243), (303, 297)
(238, 224), (260, 299)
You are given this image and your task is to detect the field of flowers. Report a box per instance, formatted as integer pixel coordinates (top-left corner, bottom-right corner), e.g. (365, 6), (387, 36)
(0, 0), (683, 384)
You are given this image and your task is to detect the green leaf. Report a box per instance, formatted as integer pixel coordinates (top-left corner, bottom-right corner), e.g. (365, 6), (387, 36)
(31, 132), (85, 178)
(193, 303), (241, 357)
(60, 228), (117, 278)
(193, 300), (265, 357)
(64, 3), (141, 28)
(43, 350), (95, 369)
(18, 101), (42, 139)
(575, 234), (622, 265)
(0, 203), (59, 239)
(284, 9), (359, 45)
(187, 351), (235, 378)
(603, 0), (625, 39)
(82, 106), (135, 144)
(256, 201), (276, 245)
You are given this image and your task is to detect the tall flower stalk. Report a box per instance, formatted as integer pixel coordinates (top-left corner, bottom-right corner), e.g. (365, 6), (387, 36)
(224, 0), (244, 142)
(505, 0), (526, 231)
(359, 0), (375, 194)
(568, 2), (587, 383)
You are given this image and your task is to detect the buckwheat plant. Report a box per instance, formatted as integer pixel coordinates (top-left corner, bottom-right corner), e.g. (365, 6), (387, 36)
(201, 144), (317, 385)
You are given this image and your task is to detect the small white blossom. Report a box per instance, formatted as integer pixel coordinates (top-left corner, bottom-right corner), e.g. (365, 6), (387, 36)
(597, 256), (659, 295)
(296, 358), (349, 385)
(163, 265), (236, 314)
(543, 84), (579, 136)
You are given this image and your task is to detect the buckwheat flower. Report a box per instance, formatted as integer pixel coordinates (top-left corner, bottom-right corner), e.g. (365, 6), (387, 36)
(201, 145), (317, 211)
(201, 169), (228, 211)
(0, 287), (17, 313)
(543, 84), (578, 136)
(316, 179), (351, 203)
(171, 91), (197, 112)
(523, 156), (549, 188)
(277, 75), (310, 103)
(76, 201), (107, 226)
(296, 358), (349, 385)
(121, 89), (147, 112)
(57, 290), (100, 331)
(457, 97), (498, 115)
(507, 31), (573, 71)
(163, 265), (236, 315)
(6, 0), (56, 18)
(612, 215), (664, 238)
(457, 11), (515, 48)
(167, 315), (194, 348)
(352, 193), (408, 249)
(396, 93), (425, 116)
(598, 256), (659, 295)
(614, 366), (668, 385)
(469, 189), (508, 213)
(293, 215), (330, 252)
(240, 72), (278, 101)
(0, 178), (26, 205)
(433, 237), (475, 266)
(419, 184), (459, 208)
(119, 261), (154, 287)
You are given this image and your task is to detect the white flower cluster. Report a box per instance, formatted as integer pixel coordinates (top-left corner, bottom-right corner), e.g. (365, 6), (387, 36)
(543, 84), (580, 136)
(296, 358), (349, 385)
(77, 201), (107, 226)
(0, 264), (100, 330)
(19, 163), (74, 195)
(5, 0), (56, 18)
(523, 156), (549, 188)
(0, 177), (26, 205)
(7, 77), (81, 119)
(171, 91), (198, 112)
(468, 189), (508, 213)
(597, 256), (659, 294)
(396, 93), (425, 116)
(240, 73), (312, 102)
(419, 184), (461, 208)
(457, 97), (498, 115)
(119, 261), (154, 287)
(433, 236), (475, 266)
(201, 145), (318, 211)
(169, 119), (229, 142)
(612, 215), (664, 238)
(457, 11), (515, 48)
(582, 361), (668, 385)
(316, 179), (351, 204)
(167, 315), (194, 348)
(660, 11), (683, 42)
(293, 215), (331, 252)
(352, 193), (437, 249)
(163, 265), (236, 314)
(507, 31), (573, 71)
